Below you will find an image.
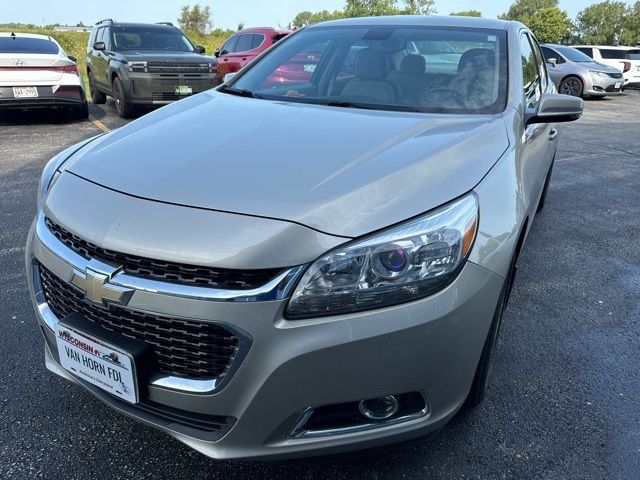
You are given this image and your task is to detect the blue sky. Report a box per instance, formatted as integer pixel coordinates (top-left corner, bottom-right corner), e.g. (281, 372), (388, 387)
(1, 0), (635, 30)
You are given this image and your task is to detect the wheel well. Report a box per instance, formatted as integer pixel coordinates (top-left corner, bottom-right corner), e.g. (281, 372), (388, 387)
(111, 71), (119, 84)
(560, 74), (584, 87)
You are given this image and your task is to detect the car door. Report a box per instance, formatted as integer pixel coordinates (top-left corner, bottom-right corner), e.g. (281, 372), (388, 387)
(540, 46), (564, 87)
(92, 27), (110, 88)
(225, 34), (256, 72)
(520, 32), (556, 212)
(217, 35), (240, 79)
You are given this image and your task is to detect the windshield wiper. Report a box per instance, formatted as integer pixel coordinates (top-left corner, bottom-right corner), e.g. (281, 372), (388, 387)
(219, 85), (263, 99)
(323, 99), (421, 113)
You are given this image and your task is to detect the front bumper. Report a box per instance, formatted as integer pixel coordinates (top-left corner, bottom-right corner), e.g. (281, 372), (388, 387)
(586, 74), (623, 96)
(26, 208), (503, 460)
(120, 72), (217, 105)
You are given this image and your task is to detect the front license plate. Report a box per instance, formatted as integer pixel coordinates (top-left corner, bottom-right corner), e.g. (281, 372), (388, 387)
(175, 85), (192, 95)
(13, 86), (38, 98)
(615, 82), (622, 89)
(55, 323), (138, 404)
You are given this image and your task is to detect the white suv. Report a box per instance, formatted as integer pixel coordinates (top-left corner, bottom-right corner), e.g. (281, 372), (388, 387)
(573, 45), (640, 88)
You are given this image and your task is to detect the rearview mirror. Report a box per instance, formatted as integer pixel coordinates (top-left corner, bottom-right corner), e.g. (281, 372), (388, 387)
(93, 41), (106, 51)
(525, 93), (583, 125)
(196, 45), (206, 54)
(223, 72), (237, 83)
(214, 48), (220, 58)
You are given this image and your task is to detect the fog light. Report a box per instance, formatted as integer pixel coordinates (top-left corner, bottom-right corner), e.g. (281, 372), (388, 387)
(358, 395), (399, 420)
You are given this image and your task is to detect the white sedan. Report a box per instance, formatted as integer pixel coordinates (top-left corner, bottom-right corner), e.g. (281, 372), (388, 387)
(0, 32), (88, 118)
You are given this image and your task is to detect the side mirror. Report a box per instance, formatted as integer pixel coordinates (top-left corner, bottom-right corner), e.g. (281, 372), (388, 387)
(223, 72), (237, 83)
(93, 42), (106, 51)
(526, 93), (583, 125)
(196, 45), (206, 54)
(547, 57), (557, 66)
(68, 55), (77, 62)
(214, 48), (220, 58)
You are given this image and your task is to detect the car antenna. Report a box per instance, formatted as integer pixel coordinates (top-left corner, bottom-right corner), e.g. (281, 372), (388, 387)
(11, 32), (16, 38)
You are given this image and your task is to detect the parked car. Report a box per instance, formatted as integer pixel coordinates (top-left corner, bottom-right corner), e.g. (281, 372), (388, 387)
(86, 19), (217, 117)
(0, 32), (88, 118)
(214, 27), (291, 84)
(541, 44), (623, 97)
(27, 16), (582, 461)
(572, 45), (640, 88)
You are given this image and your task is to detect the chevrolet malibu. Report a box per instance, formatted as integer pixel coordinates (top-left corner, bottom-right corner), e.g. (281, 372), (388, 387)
(26, 16), (582, 460)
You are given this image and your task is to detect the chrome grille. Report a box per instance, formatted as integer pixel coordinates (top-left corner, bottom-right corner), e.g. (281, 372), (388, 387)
(45, 217), (282, 289)
(39, 264), (240, 380)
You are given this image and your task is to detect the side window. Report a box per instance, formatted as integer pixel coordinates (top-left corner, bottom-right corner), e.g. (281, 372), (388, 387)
(88, 29), (96, 47)
(520, 33), (541, 108)
(95, 27), (105, 45)
(102, 27), (111, 49)
(220, 36), (239, 55)
(600, 49), (626, 59)
(528, 35), (548, 91)
(541, 47), (564, 64)
(575, 47), (593, 58)
(235, 34), (254, 53)
(251, 34), (265, 50)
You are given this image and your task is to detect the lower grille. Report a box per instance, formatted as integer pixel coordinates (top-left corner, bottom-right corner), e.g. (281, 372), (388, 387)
(605, 84), (622, 92)
(152, 92), (181, 101)
(39, 264), (240, 381)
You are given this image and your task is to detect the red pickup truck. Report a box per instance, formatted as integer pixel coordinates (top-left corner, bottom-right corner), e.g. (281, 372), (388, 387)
(214, 27), (291, 84)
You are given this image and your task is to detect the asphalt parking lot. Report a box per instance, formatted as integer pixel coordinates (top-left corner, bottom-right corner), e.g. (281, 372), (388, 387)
(1, 92), (639, 479)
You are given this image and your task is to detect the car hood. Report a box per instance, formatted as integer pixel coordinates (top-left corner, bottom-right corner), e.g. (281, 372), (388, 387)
(66, 92), (509, 238)
(588, 61), (624, 73)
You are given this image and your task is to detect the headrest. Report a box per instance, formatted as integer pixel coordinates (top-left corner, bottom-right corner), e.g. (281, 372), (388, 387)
(457, 48), (495, 75)
(354, 49), (388, 80)
(400, 54), (426, 74)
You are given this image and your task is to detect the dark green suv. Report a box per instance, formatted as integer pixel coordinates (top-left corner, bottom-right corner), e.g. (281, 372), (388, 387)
(86, 19), (217, 117)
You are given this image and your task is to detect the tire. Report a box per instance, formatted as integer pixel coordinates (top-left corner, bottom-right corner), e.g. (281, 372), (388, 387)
(465, 249), (517, 407)
(88, 71), (106, 104)
(71, 101), (89, 120)
(112, 76), (134, 118)
(536, 158), (554, 213)
(559, 76), (584, 97)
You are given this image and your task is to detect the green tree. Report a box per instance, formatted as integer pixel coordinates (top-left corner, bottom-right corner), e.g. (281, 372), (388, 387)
(403, 0), (436, 15)
(527, 7), (572, 43)
(344, 0), (399, 17)
(621, 0), (640, 45)
(290, 9), (345, 27)
(499, 0), (558, 25)
(450, 10), (482, 17)
(177, 4), (212, 35)
(575, 1), (629, 45)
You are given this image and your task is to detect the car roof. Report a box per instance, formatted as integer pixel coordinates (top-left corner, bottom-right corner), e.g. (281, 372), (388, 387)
(573, 44), (633, 50)
(95, 22), (177, 30)
(0, 32), (54, 40)
(237, 27), (292, 35)
(310, 15), (511, 30)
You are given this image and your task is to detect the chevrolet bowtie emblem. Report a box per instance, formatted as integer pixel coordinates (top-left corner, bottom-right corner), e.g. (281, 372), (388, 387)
(70, 259), (133, 307)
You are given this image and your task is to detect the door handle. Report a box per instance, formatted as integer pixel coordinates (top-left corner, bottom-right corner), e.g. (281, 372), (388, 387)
(242, 57), (247, 61)
(548, 128), (558, 142)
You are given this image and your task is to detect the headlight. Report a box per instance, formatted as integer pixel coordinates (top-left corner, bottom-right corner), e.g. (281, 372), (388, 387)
(37, 136), (103, 207)
(285, 194), (478, 319)
(126, 61), (148, 72)
(589, 70), (608, 78)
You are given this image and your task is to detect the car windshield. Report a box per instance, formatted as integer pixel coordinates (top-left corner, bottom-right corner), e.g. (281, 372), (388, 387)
(555, 46), (593, 63)
(227, 25), (508, 114)
(111, 26), (195, 52)
(0, 36), (59, 54)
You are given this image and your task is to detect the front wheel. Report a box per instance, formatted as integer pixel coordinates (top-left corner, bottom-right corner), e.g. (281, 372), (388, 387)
(88, 71), (106, 104)
(559, 76), (584, 97)
(112, 76), (134, 118)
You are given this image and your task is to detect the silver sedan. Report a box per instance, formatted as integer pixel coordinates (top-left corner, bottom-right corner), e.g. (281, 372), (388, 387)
(541, 43), (624, 97)
(26, 16), (582, 460)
